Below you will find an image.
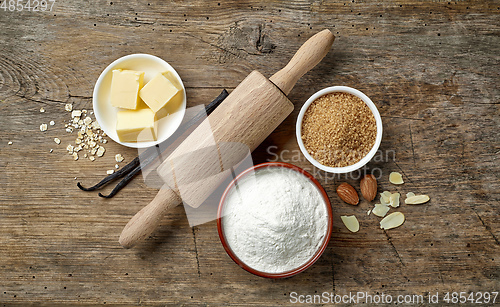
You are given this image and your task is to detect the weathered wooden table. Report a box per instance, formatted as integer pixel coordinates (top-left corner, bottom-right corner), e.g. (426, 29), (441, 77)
(1, 0), (498, 305)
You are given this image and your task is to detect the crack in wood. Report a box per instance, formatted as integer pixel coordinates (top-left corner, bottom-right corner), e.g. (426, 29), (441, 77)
(472, 209), (499, 246)
(68, 94), (92, 100)
(236, 47), (262, 56)
(256, 24), (263, 52)
(409, 124), (416, 166)
(131, 20), (155, 25)
(393, 161), (415, 186)
(437, 268), (446, 286)
(65, 82), (91, 100)
(191, 226), (201, 278)
(16, 94), (68, 105)
(383, 230), (405, 268)
(380, 115), (425, 121)
(331, 257), (335, 292)
(15, 82), (91, 104)
(383, 230), (412, 283)
(255, 24), (275, 54)
(184, 32), (240, 58)
(184, 86), (235, 90)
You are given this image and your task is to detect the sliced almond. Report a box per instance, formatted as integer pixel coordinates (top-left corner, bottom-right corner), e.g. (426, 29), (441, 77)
(405, 195), (430, 205)
(389, 192), (400, 208)
(389, 172), (404, 185)
(372, 203), (390, 217)
(341, 215), (359, 233)
(380, 191), (391, 205)
(380, 212), (405, 230)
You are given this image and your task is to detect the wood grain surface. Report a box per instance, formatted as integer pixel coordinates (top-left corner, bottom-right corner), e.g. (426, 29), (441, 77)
(0, 0), (498, 305)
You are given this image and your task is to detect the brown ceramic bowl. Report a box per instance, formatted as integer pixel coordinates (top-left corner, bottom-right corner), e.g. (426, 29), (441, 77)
(217, 162), (332, 278)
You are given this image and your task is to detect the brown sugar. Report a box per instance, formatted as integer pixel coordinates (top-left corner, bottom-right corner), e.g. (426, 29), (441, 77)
(301, 92), (377, 168)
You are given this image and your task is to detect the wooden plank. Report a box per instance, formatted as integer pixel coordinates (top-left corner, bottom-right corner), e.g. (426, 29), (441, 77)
(0, 0), (498, 305)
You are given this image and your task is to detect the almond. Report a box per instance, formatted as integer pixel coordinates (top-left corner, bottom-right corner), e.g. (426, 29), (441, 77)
(341, 215), (360, 232)
(336, 182), (359, 205)
(405, 194), (430, 205)
(360, 174), (377, 201)
(380, 212), (405, 230)
(389, 172), (404, 184)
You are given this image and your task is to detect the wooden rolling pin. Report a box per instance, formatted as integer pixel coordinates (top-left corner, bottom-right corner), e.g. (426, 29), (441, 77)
(119, 29), (335, 248)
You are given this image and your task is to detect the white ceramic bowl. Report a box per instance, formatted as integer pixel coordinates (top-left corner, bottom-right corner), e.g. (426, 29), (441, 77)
(296, 86), (383, 173)
(92, 54), (187, 148)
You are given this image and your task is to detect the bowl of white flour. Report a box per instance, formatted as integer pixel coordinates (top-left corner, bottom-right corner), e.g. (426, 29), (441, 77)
(217, 162), (332, 278)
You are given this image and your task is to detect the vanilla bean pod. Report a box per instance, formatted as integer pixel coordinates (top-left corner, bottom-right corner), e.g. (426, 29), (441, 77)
(98, 164), (141, 198)
(76, 158), (140, 191)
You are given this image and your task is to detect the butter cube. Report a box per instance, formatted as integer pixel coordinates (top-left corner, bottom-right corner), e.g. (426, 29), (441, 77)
(116, 109), (157, 142)
(162, 71), (184, 107)
(110, 69), (145, 110)
(139, 72), (181, 114)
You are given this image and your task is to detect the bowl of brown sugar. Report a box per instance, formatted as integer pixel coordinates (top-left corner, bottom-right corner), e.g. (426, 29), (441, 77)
(296, 86), (382, 173)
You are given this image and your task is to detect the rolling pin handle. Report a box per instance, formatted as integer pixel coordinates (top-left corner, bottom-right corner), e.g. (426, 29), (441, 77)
(269, 29), (335, 96)
(119, 185), (182, 248)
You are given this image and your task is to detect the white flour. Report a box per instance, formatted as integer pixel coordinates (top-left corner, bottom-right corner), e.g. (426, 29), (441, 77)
(222, 167), (328, 274)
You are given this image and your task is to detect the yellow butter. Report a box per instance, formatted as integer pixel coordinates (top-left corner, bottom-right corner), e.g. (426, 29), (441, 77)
(110, 69), (145, 110)
(139, 72), (181, 114)
(162, 71), (184, 107)
(116, 108), (157, 142)
(163, 71), (181, 88)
